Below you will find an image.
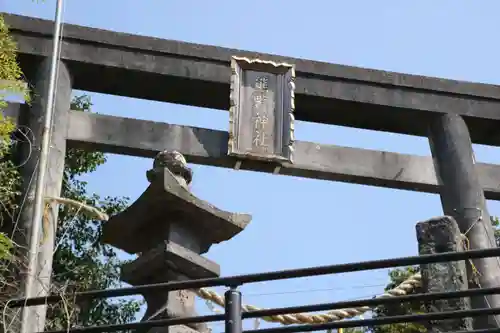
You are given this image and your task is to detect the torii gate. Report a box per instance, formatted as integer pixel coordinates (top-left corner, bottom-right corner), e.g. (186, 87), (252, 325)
(3, 12), (500, 331)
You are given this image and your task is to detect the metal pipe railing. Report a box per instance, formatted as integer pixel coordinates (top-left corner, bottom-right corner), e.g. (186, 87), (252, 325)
(10, 246), (500, 308)
(39, 284), (500, 333)
(245, 307), (500, 333)
(41, 306), (500, 333)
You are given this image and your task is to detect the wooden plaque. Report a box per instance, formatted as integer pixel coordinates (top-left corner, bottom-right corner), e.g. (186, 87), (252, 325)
(228, 56), (295, 164)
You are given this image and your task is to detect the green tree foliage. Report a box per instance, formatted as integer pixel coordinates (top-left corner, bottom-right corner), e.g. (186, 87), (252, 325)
(0, 13), (27, 274)
(1, 95), (142, 331)
(44, 95), (142, 330)
(0, 14), (142, 328)
(0, 114), (16, 282)
(0, 14), (29, 109)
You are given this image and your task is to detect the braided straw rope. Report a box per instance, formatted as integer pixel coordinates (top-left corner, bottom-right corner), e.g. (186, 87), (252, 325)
(44, 196), (109, 221)
(196, 273), (422, 325)
(41, 196), (109, 243)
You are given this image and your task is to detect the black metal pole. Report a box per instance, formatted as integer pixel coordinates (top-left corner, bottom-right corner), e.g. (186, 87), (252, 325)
(225, 287), (242, 333)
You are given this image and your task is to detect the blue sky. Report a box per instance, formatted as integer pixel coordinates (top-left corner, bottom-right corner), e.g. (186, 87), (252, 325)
(4, 0), (500, 331)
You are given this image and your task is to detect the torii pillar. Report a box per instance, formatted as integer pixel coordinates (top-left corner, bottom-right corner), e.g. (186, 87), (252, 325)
(101, 150), (252, 333)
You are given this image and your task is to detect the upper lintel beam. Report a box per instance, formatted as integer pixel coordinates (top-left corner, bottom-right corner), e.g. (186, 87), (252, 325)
(4, 13), (500, 146)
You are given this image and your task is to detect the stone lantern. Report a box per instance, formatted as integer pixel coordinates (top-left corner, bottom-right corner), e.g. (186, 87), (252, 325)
(101, 150), (252, 333)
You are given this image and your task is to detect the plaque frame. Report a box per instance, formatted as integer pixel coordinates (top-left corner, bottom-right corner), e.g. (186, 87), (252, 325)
(228, 56), (296, 164)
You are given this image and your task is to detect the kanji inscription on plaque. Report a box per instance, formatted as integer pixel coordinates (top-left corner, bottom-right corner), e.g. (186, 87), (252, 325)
(228, 56), (295, 164)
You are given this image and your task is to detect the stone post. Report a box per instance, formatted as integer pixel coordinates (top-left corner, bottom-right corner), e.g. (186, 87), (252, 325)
(101, 150), (252, 333)
(416, 216), (472, 332)
(4, 58), (71, 333)
(429, 113), (500, 329)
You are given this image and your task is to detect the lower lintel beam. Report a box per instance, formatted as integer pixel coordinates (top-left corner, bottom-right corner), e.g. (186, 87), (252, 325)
(65, 111), (500, 201)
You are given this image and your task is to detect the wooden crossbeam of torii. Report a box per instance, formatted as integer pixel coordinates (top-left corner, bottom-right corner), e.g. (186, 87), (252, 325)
(3, 13), (500, 146)
(3, 12), (500, 200)
(5, 103), (500, 200)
